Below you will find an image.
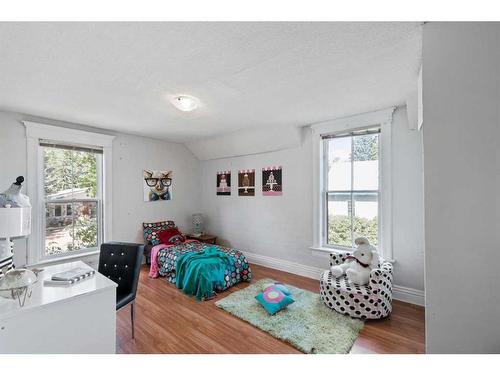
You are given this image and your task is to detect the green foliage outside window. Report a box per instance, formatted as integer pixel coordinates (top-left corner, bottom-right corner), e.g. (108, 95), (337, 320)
(44, 147), (99, 255)
(352, 134), (378, 161)
(328, 215), (378, 248)
(72, 215), (98, 250)
(43, 148), (97, 197)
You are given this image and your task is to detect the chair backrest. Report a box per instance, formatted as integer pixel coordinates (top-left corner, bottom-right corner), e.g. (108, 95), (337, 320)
(98, 242), (144, 301)
(329, 252), (351, 267)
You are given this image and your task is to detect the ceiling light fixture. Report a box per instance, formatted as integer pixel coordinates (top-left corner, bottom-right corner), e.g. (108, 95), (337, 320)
(171, 95), (199, 112)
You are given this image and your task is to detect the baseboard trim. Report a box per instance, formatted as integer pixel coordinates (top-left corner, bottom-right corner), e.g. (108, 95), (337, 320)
(244, 251), (425, 307)
(392, 285), (425, 306)
(244, 251), (323, 280)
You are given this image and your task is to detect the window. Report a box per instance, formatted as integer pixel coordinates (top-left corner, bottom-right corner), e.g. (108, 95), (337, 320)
(24, 121), (114, 265)
(42, 141), (103, 257)
(311, 108), (393, 259)
(323, 130), (380, 249)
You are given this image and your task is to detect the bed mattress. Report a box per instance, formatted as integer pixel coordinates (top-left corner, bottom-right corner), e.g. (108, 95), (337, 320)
(154, 241), (252, 291)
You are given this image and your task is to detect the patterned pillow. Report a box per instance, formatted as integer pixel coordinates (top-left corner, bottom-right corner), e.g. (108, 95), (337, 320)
(143, 220), (176, 245)
(255, 285), (295, 315)
(158, 227), (185, 245)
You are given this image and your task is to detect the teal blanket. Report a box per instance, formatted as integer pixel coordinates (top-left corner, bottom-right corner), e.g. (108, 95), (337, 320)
(175, 246), (235, 301)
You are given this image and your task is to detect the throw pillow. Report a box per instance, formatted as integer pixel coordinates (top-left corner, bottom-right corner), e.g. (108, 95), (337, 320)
(143, 220), (176, 245)
(255, 285), (295, 315)
(158, 227), (186, 245)
(263, 282), (291, 296)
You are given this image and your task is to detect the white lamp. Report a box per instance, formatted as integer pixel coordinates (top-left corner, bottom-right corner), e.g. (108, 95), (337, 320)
(0, 205), (35, 307)
(0, 205), (31, 273)
(192, 214), (204, 236)
(0, 177), (36, 307)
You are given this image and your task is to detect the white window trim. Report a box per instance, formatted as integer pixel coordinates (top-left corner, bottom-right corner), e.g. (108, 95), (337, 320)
(24, 121), (115, 266)
(310, 108), (395, 261)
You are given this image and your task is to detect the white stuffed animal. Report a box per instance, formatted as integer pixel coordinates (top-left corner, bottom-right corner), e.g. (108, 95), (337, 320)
(330, 237), (380, 285)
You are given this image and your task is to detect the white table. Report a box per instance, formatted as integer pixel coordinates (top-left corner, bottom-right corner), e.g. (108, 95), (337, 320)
(0, 261), (117, 353)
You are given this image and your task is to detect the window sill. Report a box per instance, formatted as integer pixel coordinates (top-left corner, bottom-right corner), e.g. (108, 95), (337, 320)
(29, 249), (100, 268)
(310, 246), (395, 263)
(310, 246), (352, 258)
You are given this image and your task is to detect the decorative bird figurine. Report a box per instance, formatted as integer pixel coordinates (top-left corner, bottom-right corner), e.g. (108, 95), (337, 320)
(0, 176), (31, 208)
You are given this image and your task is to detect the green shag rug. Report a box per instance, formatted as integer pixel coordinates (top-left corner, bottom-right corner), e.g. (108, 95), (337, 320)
(215, 278), (364, 354)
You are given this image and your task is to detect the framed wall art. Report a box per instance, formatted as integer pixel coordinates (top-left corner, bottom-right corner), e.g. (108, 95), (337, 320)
(238, 169), (255, 196)
(143, 170), (172, 201)
(216, 170), (231, 195)
(262, 166), (282, 196)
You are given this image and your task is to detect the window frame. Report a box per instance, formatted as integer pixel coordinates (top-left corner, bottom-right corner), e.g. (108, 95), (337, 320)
(323, 130), (381, 250)
(24, 121), (115, 266)
(41, 145), (103, 260)
(310, 108), (394, 260)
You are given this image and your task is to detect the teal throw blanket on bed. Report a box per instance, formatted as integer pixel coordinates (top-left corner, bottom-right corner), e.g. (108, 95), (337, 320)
(176, 246), (234, 301)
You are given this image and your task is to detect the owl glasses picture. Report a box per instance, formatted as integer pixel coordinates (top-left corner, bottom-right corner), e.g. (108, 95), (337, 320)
(143, 170), (172, 201)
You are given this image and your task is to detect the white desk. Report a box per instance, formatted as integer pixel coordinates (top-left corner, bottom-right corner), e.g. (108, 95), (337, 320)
(0, 261), (117, 353)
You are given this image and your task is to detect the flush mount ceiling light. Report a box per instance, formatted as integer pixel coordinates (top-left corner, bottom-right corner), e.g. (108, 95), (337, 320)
(171, 95), (200, 112)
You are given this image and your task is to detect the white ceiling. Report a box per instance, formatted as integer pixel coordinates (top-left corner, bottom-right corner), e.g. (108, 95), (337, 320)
(0, 22), (422, 143)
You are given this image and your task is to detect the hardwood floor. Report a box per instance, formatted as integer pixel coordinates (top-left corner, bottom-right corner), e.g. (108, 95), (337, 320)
(116, 264), (425, 354)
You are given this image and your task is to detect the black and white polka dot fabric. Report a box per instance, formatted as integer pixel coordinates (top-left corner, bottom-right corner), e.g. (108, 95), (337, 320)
(0, 254), (14, 277)
(320, 251), (393, 319)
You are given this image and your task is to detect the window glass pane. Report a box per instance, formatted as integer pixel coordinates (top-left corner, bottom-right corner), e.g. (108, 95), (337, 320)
(45, 202), (74, 256)
(324, 132), (380, 249)
(352, 192), (378, 246)
(327, 137), (351, 191)
(43, 147), (98, 199)
(43, 147), (72, 198)
(327, 192), (352, 247)
(44, 201), (98, 256)
(71, 150), (98, 198)
(353, 134), (379, 190)
(72, 201), (98, 251)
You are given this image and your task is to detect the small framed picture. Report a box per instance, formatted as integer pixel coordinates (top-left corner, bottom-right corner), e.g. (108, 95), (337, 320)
(217, 170), (231, 196)
(238, 169), (255, 196)
(262, 166), (282, 196)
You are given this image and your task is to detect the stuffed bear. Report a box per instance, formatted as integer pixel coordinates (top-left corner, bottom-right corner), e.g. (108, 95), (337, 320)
(330, 237), (380, 285)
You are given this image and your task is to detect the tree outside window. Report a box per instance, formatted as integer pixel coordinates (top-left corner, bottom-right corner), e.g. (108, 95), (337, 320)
(43, 145), (101, 256)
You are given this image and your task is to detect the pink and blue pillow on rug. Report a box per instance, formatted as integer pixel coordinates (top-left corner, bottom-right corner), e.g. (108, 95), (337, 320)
(255, 283), (295, 315)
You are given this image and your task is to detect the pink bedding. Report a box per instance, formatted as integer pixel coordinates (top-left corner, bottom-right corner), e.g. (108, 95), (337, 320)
(148, 240), (198, 278)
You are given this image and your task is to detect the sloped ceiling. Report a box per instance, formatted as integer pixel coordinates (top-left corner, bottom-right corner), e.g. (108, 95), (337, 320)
(0, 22), (422, 148)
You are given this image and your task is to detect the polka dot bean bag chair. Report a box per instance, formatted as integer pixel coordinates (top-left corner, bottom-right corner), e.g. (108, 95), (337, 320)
(320, 251), (393, 319)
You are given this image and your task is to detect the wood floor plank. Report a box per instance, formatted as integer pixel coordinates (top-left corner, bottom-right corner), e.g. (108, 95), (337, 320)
(116, 264), (425, 354)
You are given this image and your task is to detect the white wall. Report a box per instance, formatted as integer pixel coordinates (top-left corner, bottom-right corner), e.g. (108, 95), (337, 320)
(187, 124), (302, 161)
(423, 22), (500, 353)
(112, 133), (200, 243)
(392, 108), (425, 291)
(0, 106), (424, 298)
(0, 110), (200, 266)
(200, 106), (425, 293)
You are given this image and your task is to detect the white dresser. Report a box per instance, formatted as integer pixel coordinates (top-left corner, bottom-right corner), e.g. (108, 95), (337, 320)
(0, 261), (117, 353)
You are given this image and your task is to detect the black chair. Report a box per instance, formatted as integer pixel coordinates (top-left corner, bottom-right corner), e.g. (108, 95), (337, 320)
(98, 242), (144, 338)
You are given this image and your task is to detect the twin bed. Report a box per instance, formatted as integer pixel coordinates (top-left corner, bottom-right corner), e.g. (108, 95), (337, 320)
(145, 222), (252, 294)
